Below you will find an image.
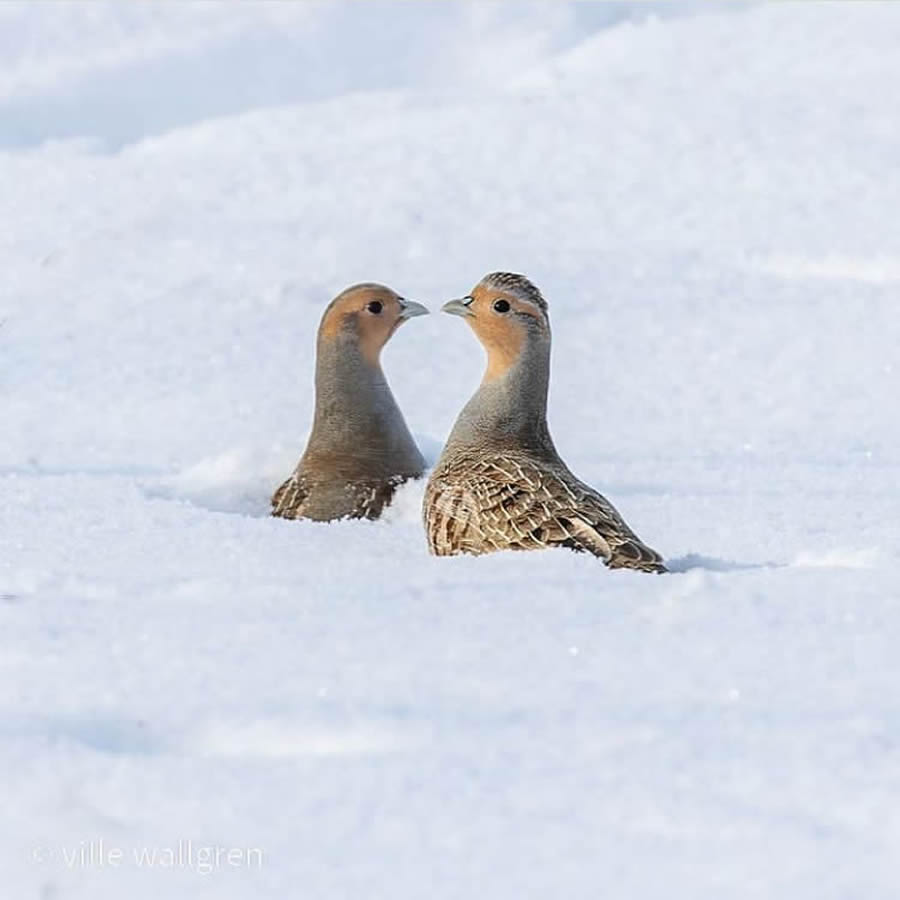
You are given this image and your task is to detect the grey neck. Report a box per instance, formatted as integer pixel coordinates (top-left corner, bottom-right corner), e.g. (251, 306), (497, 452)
(304, 335), (423, 477)
(444, 339), (558, 458)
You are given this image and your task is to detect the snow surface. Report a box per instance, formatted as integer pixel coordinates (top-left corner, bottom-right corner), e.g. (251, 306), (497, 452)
(2, 3), (900, 898)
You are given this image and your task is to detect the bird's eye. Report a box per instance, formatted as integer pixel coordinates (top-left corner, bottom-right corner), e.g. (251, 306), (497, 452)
(366, 300), (383, 315)
(493, 299), (511, 313)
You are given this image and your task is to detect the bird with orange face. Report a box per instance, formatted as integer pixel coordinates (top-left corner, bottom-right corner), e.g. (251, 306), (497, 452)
(272, 283), (428, 521)
(424, 272), (666, 573)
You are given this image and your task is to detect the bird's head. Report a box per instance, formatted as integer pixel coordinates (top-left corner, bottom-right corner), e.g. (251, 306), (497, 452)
(442, 272), (550, 381)
(319, 283), (428, 364)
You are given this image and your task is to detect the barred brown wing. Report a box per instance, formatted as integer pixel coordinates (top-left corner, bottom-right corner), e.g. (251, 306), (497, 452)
(424, 454), (666, 573)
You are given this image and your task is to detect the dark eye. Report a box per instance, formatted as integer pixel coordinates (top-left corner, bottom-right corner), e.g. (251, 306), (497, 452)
(493, 299), (510, 313)
(366, 300), (383, 315)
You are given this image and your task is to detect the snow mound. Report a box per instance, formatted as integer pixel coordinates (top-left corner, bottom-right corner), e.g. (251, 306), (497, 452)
(147, 445), (297, 516)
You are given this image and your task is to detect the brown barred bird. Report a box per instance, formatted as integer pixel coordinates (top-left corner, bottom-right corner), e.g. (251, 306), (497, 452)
(423, 272), (666, 573)
(272, 283), (428, 522)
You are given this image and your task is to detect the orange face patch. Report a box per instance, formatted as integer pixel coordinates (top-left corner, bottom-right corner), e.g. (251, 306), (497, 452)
(318, 283), (404, 364)
(465, 283), (544, 381)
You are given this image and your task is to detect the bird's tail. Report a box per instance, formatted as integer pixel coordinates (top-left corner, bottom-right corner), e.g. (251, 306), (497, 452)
(605, 538), (668, 574)
(270, 474), (307, 519)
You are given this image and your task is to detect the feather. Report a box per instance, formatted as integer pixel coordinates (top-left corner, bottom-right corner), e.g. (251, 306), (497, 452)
(425, 452), (666, 572)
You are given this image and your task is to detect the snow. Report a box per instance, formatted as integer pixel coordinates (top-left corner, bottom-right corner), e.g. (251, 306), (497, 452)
(2, 2), (900, 897)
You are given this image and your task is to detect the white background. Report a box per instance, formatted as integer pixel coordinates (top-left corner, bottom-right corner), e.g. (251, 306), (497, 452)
(2, 3), (899, 897)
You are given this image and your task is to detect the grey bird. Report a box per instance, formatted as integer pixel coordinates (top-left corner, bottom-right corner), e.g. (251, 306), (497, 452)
(272, 283), (428, 521)
(423, 272), (666, 573)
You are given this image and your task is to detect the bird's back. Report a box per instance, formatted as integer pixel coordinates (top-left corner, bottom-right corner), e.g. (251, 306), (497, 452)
(272, 466), (412, 521)
(425, 446), (666, 573)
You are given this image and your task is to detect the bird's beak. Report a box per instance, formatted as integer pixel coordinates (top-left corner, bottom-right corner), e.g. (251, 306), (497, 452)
(397, 299), (429, 320)
(441, 297), (474, 318)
